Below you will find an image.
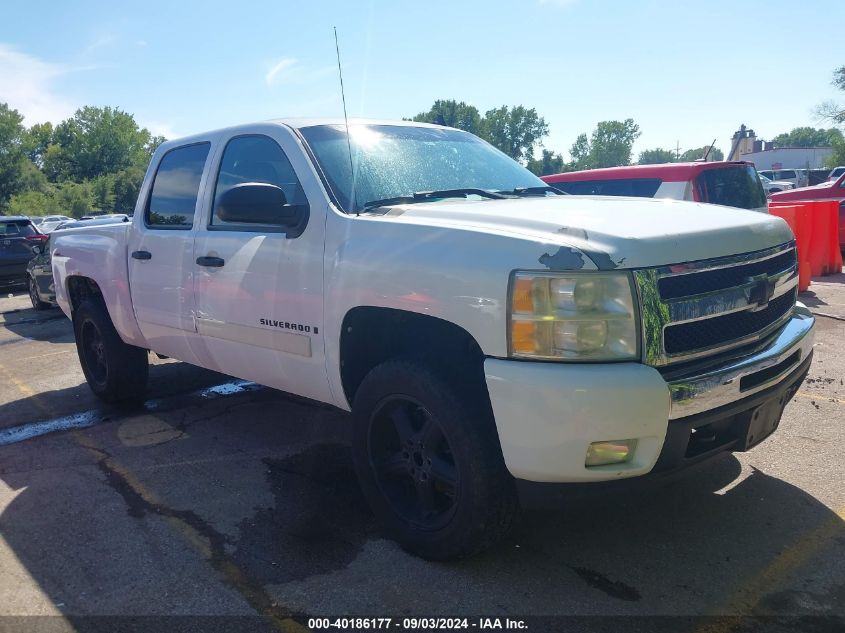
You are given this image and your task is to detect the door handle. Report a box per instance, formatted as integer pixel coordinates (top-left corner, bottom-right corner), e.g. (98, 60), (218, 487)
(131, 250), (152, 260)
(196, 256), (225, 268)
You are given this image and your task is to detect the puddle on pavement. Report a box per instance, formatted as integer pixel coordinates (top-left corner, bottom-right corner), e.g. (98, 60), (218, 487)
(232, 443), (377, 584)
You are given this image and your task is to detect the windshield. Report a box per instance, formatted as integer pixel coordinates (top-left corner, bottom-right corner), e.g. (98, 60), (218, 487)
(298, 124), (546, 213)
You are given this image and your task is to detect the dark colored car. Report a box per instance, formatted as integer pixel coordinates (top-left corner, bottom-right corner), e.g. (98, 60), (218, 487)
(27, 216), (131, 309)
(0, 216), (48, 289)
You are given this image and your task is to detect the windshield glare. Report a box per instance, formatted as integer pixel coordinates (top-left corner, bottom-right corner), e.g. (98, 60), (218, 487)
(299, 124), (547, 212)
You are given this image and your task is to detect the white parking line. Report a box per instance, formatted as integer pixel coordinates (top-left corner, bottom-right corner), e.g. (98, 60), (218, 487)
(0, 410), (100, 446)
(0, 380), (262, 447)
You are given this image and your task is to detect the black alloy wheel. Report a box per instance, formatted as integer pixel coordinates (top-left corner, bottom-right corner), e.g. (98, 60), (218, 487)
(368, 396), (459, 530)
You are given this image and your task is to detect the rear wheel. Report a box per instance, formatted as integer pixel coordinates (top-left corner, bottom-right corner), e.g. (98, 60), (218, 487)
(352, 359), (517, 560)
(28, 276), (51, 311)
(73, 299), (149, 402)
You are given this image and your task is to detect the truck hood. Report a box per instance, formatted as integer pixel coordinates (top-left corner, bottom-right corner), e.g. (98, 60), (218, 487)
(369, 195), (793, 270)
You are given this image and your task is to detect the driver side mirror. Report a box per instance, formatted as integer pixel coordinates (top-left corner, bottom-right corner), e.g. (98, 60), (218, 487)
(216, 183), (308, 235)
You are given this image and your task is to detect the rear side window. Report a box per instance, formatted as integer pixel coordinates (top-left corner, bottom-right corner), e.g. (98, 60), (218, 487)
(0, 221), (36, 236)
(695, 165), (766, 210)
(779, 170), (796, 179)
(551, 178), (662, 198)
(759, 171), (774, 179)
(145, 143), (210, 229)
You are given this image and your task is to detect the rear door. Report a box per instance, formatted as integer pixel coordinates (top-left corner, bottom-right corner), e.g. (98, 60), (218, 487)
(190, 128), (331, 402)
(127, 142), (212, 362)
(0, 220), (39, 286)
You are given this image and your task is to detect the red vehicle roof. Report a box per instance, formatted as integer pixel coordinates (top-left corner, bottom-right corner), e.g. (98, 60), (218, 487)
(542, 161), (755, 184)
(768, 172), (845, 202)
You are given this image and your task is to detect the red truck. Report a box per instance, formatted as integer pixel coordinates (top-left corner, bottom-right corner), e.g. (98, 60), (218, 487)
(769, 172), (845, 249)
(542, 161), (768, 214)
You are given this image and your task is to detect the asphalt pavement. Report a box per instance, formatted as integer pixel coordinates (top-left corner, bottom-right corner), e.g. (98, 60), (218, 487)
(0, 276), (843, 633)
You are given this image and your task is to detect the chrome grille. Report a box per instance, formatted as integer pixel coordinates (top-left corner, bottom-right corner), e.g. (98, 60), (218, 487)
(635, 242), (798, 366)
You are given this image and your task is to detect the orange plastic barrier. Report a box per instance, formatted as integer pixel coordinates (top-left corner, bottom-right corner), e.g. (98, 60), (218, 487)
(768, 203), (812, 291)
(822, 200), (843, 272)
(769, 198), (844, 291)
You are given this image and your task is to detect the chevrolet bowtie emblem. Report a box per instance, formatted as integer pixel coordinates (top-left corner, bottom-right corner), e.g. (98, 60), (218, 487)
(747, 274), (775, 310)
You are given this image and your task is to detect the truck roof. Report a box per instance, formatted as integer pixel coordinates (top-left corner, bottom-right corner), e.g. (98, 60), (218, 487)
(158, 118), (454, 151)
(543, 161), (755, 184)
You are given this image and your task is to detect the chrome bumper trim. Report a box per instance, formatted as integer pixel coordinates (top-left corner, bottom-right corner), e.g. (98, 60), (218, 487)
(667, 306), (815, 420)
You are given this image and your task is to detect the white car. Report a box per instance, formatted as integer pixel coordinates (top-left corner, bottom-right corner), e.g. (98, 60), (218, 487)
(37, 215), (74, 233)
(758, 169), (808, 189)
(759, 174), (795, 196)
(827, 166), (845, 182)
(51, 118), (815, 559)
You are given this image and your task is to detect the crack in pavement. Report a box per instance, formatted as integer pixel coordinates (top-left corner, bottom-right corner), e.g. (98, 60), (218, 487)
(76, 439), (310, 632)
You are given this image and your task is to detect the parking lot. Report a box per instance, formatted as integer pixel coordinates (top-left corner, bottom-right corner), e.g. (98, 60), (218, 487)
(0, 277), (843, 631)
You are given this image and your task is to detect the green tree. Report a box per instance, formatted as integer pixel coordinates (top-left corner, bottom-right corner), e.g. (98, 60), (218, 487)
(571, 119), (641, 169)
(91, 173), (115, 212)
(816, 66), (845, 125)
(44, 106), (155, 182)
(6, 190), (58, 217)
(638, 148), (676, 164)
(770, 127), (842, 148)
(483, 105), (549, 162)
(56, 182), (94, 218)
(412, 100), (484, 136)
(22, 122), (54, 167)
(569, 133), (590, 166)
(112, 166), (145, 213)
(826, 136), (845, 168)
(0, 103), (27, 210)
(527, 149), (565, 176)
(679, 146), (724, 162)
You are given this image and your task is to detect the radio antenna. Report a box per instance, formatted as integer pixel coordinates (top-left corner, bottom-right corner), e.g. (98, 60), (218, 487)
(334, 27), (357, 213)
(702, 138), (717, 162)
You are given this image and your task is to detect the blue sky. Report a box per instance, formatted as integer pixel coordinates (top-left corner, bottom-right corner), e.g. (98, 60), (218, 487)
(1, 0), (842, 160)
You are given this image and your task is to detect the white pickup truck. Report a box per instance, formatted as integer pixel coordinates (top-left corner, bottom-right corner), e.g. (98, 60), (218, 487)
(52, 119), (815, 559)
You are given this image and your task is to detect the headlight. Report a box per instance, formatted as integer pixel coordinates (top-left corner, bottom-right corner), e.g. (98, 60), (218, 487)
(509, 271), (639, 360)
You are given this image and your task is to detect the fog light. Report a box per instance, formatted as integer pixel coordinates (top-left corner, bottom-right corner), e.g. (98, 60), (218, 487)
(585, 439), (637, 467)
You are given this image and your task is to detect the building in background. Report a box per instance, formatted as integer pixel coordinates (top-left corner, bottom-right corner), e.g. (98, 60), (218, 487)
(727, 124), (832, 169)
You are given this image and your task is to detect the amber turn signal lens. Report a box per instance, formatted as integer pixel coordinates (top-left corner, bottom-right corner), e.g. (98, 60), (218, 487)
(512, 277), (535, 314)
(511, 321), (536, 354)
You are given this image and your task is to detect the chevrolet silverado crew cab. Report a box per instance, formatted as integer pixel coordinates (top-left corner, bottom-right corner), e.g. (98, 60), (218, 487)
(52, 119), (815, 560)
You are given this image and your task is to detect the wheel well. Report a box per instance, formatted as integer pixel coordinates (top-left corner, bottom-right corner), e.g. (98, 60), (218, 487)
(67, 276), (105, 313)
(340, 307), (486, 405)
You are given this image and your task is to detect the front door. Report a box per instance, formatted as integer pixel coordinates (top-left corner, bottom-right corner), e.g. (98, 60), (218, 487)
(190, 129), (330, 402)
(128, 142), (211, 362)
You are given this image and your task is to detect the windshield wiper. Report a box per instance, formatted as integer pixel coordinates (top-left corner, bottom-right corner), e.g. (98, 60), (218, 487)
(362, 188), (506, 212)
(497, 186), (568, 196)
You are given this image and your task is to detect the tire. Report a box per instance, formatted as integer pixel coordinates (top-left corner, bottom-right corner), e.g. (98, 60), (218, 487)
(352, 359), (518, 560)
(28, 276), (51, 311)
(73, 299), (149, 402)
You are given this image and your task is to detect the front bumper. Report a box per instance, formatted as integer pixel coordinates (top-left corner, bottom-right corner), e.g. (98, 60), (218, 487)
(484, 307), (814, 483)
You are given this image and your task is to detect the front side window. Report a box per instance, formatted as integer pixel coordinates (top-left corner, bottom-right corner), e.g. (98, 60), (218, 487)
(299, 124), (545, 213)
(211, 135), (307, 228)
(145, 143), (210, 229)
(696, 165), (767, 210)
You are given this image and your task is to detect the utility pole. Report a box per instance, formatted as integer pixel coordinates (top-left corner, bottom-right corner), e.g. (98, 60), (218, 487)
(675, 140), (681, 161)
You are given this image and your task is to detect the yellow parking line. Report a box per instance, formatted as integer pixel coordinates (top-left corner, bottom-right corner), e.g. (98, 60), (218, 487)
(0, 360), (305, 632)
(18, 349), (76, 361)
(0, 361), (54, 417)
(795, 390), (844, 405)
(695, 504), (845, 633)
